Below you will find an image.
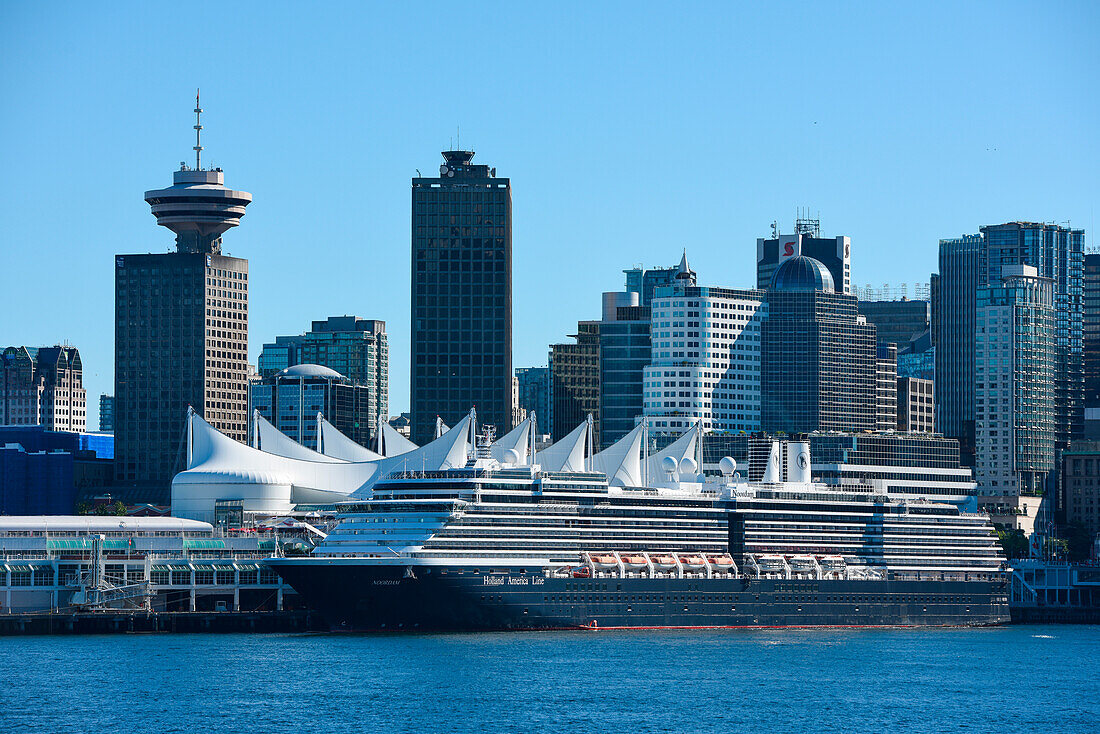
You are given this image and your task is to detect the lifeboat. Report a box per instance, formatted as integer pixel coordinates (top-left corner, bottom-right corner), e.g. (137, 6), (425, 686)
(588, 554), (619, 570)
(649, 554), (677, 570)
(679, 554), (708, 573)
(707, 554), (735, 572)
(619, 554), (648, 570)
(571, 566), (591, 578)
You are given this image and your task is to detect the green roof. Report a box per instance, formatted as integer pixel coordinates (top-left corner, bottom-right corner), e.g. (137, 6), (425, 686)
(46, 539), (131, 551)
(183, 539), (227, 550)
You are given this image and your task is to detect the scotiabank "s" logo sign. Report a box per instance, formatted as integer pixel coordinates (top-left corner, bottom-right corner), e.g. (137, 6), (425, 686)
(783, 242), (795, 256)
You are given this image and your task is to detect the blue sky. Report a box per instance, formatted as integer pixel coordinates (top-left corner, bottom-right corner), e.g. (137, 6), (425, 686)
(2, 2), (1097, 425)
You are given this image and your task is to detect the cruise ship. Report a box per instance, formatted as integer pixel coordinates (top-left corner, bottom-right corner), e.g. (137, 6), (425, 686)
(268, 414), (1010, 630)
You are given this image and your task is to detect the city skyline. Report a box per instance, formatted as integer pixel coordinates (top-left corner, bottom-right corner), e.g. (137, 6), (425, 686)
(2, 4), (1098, 427)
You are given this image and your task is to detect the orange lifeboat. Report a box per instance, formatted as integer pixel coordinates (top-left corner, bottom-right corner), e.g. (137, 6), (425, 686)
(588, 554), (619, 570)
(649, 554), (677, 570)
(620, 554), (648, 570)
(679, 554), (707, 572)
(707, 554), (735, 571)
(572, 566), (591, 578)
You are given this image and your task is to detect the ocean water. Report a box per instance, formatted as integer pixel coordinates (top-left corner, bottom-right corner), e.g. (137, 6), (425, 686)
(1, 625), (1097, 733)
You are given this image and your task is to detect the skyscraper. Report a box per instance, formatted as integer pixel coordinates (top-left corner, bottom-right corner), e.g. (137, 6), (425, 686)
(250, 365), (377, 450)
(857, 299), (930, 347)
(1084, 253), (1100, 409)
(974, 266), (1055, 531)
(114, 96), (252, 493)
(935, 224), (1085, 475)
(979, 222), (1084, 453)
(514, 367), (550, 432)
(933, 234), (982, 464)
(756, 217), (852, 295)
(761, 256), (878, 433)
(410, 151), (511, 445)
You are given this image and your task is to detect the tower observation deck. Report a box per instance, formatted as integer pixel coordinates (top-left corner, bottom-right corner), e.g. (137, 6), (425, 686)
(143, 92), (252, 254)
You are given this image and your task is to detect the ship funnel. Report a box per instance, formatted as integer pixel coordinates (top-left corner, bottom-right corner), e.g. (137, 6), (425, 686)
(762, 441), (782, 483)
(786, 441), (811, 483)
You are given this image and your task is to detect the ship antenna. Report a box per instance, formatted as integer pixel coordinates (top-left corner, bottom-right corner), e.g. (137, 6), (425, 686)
(193, 88), (203, 170)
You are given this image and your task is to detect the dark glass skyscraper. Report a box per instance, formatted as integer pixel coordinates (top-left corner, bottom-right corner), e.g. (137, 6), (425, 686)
(410, 151), (512, 445)
(761, 256), (878, 433)
(933, 234), (981, 464)
(1082, 253), (1100, 408)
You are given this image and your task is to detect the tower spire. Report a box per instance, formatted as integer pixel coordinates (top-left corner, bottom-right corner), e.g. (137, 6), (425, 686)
(193, 89), (203, 170)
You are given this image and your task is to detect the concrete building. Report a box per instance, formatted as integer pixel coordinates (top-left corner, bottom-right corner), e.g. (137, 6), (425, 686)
(898, 377), (935, 433)
(549, 322), (600, 443)
(1, 346), (86, 432)
(756, 217), (851, 295)
(876, 345), (899, 432)
(858, 299), (930, 348)
(256, 316), (388, 432)
(98, 394), (114, 433)
(1063, 442), (1100, 536)
(644, 261), (765, 437)
(515, 367), (550, 432)
(761, 256), (878, 434)
(974, 265), (1055, 533)
(249, 364), (379, 451)
(410, 150), (512, 445)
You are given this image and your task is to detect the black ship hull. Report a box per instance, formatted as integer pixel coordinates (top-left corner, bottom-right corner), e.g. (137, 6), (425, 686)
(269, 560), (1011, 631)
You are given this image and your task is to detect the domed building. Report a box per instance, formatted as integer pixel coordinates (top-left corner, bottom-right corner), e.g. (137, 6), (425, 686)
(762, 257), (887, 434)
(770, 255), (836, 292)
(249, 363), (377, 452)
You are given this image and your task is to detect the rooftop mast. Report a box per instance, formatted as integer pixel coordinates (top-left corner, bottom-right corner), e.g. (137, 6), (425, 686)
(193, 89), (203, 170)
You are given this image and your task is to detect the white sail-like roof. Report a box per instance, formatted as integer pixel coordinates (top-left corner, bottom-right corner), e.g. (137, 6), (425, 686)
(490, 416), (534, 464)
(350, 414), (472, 498)
(172, 412), (380, 522)
(255, 413), (346, 463)
(537, 420), (589, 473)
(382, 422), (419, 456)
(591, 422), (645, 487)
(645, 423), (699, 480)
(319, 415), (384, 461)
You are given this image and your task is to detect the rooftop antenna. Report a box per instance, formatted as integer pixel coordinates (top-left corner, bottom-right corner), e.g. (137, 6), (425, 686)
(193, 89), (203, 170)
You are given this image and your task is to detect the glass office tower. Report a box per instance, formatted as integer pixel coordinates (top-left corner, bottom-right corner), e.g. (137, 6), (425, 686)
(410, 151), (512, 445)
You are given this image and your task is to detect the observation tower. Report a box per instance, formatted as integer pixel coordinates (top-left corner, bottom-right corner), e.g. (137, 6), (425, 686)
(144, 91), (252, 254)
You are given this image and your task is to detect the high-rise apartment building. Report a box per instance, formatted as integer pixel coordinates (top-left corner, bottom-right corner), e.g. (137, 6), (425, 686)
(115, 98), (252, 491)
(761, 256), (878, 433)
(549, 323), (600, 443)
(0, 346), (86, 432)
(757, 218), (851, 294)
(257, 316), (388, 437)
(979, 223), (1084, 453)
(98, 394), (114, 433)
(935, 224), (1085, 477)
(973, 266), (1055, 532)
(514, 367), (550, 431)
(1084, 253), (1100, 408)
(643, 269), (765, 437)
(410, 151), (511, 445)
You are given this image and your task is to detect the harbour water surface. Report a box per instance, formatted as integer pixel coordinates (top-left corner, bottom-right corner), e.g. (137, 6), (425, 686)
(2, 625), (1096, 733)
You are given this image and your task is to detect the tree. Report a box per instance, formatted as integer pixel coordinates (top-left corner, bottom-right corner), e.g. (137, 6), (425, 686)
(996, 528), (1029, 559)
